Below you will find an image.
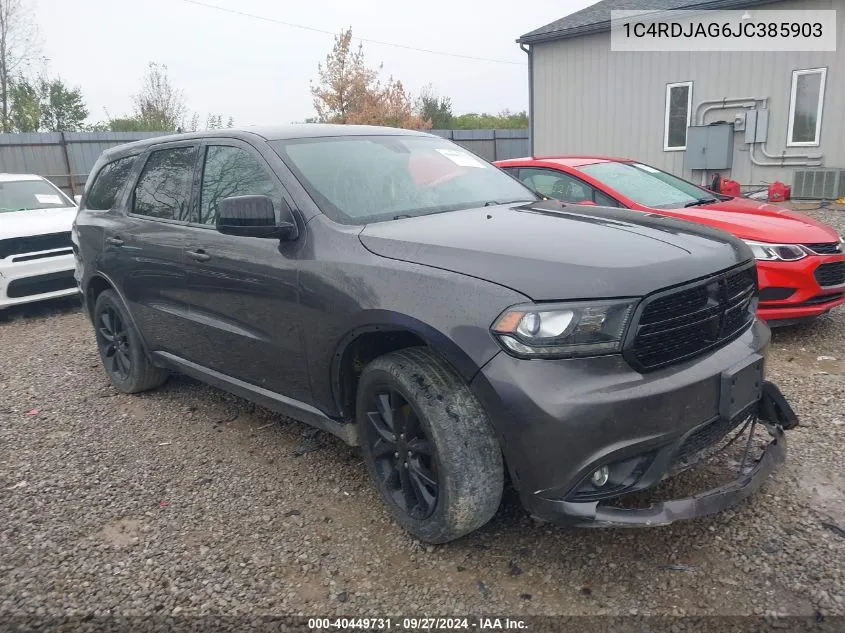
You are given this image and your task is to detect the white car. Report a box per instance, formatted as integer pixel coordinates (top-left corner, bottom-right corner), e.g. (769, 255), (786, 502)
(0, 173), (80, 309)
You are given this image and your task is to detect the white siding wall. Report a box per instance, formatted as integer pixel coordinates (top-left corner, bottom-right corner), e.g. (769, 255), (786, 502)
(531, 0), (845, 187)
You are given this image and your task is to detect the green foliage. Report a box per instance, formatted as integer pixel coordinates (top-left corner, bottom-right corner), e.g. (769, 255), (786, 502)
(7, 75), (89, 132)
(8, 77), (39, 132)
(107, 116), (162, 132)
(418, 85), (453, 129)
(39, 77), (88, 131)
(451, 110), (529, 130)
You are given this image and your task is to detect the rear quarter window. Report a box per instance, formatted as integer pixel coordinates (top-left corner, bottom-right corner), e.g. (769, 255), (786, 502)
(86, 156), (137, 211)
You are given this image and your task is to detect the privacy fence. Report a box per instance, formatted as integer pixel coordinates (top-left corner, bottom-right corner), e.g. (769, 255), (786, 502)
(0, 128), (529, 195)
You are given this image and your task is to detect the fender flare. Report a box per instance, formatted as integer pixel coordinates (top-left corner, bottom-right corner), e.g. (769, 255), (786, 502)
(329, 310), (485, 415)
(83, 272), (156, 361)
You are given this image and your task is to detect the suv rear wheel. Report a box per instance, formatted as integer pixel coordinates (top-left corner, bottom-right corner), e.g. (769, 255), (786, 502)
(357, 347), (503, 543)
(93, 290), (168, 393)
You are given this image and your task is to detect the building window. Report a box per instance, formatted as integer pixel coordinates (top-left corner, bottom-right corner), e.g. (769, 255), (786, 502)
(664, 81), (693, 151)
(787, 68), (826, 147)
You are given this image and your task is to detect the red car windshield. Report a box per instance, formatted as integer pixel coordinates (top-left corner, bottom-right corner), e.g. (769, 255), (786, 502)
(578, 162), (717, 209)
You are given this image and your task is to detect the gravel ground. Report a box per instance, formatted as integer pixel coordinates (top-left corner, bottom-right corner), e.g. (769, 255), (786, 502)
(1, 205), (844, 626)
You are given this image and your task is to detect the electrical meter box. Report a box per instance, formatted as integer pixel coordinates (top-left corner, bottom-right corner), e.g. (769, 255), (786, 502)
(684, 123), (734, 170)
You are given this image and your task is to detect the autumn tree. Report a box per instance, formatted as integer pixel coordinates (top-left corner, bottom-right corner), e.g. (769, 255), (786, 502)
(347, 76), (430, 129)
(0, 0), (38, 132)
(311, 28), (430, 129)
(310, 28), (377, 124)
(132, 62), (186, 131)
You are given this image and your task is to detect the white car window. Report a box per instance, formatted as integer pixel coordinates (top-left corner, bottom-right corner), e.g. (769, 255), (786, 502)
(0, 179), (74, 212)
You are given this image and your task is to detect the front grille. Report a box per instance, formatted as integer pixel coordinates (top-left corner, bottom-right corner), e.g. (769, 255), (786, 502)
(627, 264), (757, 372)
(803, 242), (842, 255)
(815, 261), (845, 287)
(6, 270), (77, 298)
(0, 232), (72, 259)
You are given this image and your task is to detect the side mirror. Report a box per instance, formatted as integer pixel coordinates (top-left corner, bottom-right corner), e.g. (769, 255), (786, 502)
(216, 195), (299, 240)
(73, 194), (82, 205)
(574, 200), (597, 206)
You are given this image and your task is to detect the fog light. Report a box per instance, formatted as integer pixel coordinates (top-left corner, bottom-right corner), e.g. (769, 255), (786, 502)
(590, 466), (610, 487)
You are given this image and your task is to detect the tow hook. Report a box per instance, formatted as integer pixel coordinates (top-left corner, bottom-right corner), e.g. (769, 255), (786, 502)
(758, 381), (799, 430)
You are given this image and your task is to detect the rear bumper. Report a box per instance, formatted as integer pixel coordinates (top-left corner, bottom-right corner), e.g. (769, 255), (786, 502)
(0, 253), (79, 309)
(756, 256), (845, 322)
(471, 319), (786, 525)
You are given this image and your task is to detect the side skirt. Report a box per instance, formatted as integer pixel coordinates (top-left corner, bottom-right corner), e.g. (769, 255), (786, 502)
(152, 351), (359, 446)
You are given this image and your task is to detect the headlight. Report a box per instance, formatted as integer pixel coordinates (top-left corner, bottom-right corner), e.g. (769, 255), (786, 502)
(742, 240), (807, 261)
(491, 299), (638, 359)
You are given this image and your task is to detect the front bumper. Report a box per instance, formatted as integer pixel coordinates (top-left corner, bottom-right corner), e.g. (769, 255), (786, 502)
(0, 253), (79, 309)
(532, 422), (785, 527)
(471, 319), (790, 526)
(756, 256), (845, 322)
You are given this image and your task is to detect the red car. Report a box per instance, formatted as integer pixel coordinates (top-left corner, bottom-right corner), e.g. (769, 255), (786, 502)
(495, 156), (845, 325)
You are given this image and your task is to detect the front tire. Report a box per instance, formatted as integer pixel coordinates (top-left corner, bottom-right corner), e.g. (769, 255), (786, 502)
(93, 290), (168, 393)
(357, 347), (503, 543)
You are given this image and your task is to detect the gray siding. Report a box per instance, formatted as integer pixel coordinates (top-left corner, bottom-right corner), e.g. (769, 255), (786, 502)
(531, 0), (845, 188)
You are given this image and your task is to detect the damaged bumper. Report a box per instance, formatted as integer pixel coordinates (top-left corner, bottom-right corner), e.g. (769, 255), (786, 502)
(557, 425), (785, 527)
(529, 381), (796, 527)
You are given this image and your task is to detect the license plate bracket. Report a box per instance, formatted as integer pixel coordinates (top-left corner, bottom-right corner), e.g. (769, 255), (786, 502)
(720, 354), (764, 420)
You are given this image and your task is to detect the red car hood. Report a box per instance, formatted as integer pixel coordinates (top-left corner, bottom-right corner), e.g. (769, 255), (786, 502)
(654, 197), (839, 243)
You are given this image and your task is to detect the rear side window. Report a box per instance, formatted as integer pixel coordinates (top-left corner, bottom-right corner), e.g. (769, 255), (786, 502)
(198, 146), (279, 225)
(86, 156), (137, 210)
(132, 147), (197, 221)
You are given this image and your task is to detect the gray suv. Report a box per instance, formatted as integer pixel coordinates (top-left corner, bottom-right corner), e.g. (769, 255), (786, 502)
(72, 125), (797, 543)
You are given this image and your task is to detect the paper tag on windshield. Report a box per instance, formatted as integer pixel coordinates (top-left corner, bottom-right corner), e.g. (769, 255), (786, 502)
(632, 163), (659, 173)
(435, 148), (486, 168)
(35, 194), (63, 204)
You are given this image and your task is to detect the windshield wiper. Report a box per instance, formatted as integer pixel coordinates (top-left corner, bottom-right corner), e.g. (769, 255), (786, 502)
(683, 197), (717, 208)
(484, 198), (537, 207)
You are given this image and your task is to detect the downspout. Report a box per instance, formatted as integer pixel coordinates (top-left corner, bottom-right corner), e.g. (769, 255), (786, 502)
(520, 43), (533, 157)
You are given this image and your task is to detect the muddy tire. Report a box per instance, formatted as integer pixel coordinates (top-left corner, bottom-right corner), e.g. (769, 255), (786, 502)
(93, 290), (168, 394)
(357, 347), (503, 543)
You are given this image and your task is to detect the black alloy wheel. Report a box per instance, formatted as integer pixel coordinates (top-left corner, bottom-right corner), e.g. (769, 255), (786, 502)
(97, 305), (132, 381)
(364, 387), (440, 520)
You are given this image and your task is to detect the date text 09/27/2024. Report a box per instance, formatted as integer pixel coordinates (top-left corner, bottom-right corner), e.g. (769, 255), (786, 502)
(307, 617), (528, 630)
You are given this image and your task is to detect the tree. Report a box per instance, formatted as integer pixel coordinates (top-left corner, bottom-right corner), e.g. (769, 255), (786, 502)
(0, 0), (38, 132)
(107, 116), (160, 132)
(310, 28), (378, 124)
(451, 110), (528, 130)
(38, 76), (88, 131)
(311, 28), (431, 129)
(348, 76), (430, 129)
(8, 74), (37, 131)
(7, 74), (89, 132)
(131, 62), (186, 132)
(417, 84), (453, 129)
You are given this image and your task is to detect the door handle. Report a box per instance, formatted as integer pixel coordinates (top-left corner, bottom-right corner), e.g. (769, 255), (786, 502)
(186, 249), (211, 262)
(106, 236), (124, 246)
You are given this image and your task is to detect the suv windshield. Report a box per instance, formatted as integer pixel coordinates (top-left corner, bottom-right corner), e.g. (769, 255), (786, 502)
(578, 162), (717, 209)
(0, 179), (74, 213)
(271, 135), (537, 224)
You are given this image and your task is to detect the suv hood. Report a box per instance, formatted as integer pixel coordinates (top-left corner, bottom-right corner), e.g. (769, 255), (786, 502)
(659, 197), (840, 243)
(0, 206), (77, 240)
(359, 201), (751, 301)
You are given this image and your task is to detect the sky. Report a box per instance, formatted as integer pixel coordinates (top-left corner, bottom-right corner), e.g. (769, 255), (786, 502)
(31, 0), (596, 127)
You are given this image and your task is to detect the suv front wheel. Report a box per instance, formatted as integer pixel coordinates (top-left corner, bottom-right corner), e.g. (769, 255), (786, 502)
(357, 347), (503, 543)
